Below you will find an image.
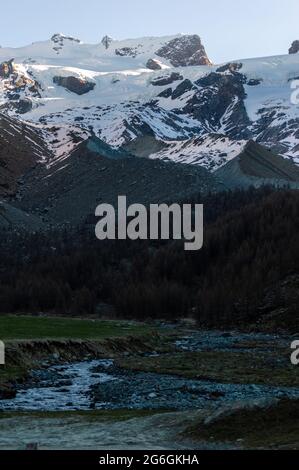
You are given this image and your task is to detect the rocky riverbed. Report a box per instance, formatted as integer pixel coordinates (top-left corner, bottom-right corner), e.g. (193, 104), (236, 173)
(1, 356), (298, 413)
(0, 328), (298, 449)
(0, 330), (297, 412)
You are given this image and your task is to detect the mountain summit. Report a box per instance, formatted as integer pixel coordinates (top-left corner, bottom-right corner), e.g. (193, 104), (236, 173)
(0, 33), (299, 190)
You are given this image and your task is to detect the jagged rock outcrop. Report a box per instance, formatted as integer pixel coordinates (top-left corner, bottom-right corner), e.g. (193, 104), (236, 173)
(0, 114), (50, 196)
(180, 71), (250, 139)
(151, 72), (183, 86)
(101, 35), (113, 49)
(51, 33), (80, 54)
(171, 79), (194, 99)
(216, 62), (243, 73)
(158, 88), (173, 98)
(156, 35), (211, 67)
(289, 40), (299, 54)
(10, 98), (33, 114)
(115, 47), (138, 58)
(146, 58), (162, 70)
(53, 76), (95, 95)
(0, 59), (41, 114)
(0, 59), (15, 78)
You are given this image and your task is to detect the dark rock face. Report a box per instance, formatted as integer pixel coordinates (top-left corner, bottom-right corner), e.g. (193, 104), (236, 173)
(247, 78), (263, 86)
(0, 59), (15, 79)
(289, 40), (299, 54)
(158, 88), (173, 98)
(151, 72), (183, 87)
(146, 58), (162, 70)
(0, 60), (41, 114)
(115, 47), (138, 58)
(28, 82), (41, 97)
(156, 35), (211, 67)
(53, 76), (95, 95)
(101, 35), (113, 49)
(172, 79), (194, 99)
(11, 98), (33, 114)
(216, 62), (243, 73)
(7, 92), (20, 101)
(51, 33), (80, 54)
(0, 114), (50, 196)
(51, 33), (80, 44)
(179, 71), (251, 139)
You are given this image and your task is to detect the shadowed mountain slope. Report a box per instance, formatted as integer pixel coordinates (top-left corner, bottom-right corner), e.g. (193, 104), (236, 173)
(15, 137), (222, 226)
(0, 114), (51, 196)
(215, 141), (299, 189)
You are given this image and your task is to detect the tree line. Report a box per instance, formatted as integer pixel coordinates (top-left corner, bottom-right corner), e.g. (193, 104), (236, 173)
(0, 186), (298, 329)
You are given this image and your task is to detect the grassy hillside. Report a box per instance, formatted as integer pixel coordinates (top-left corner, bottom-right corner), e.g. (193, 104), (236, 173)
(0, 316), (153, 341)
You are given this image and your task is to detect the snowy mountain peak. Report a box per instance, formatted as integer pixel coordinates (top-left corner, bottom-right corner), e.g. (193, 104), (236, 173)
(1, 33), (299, 173)
(0, 33), (211, 68)
(156, 34), (212, 67)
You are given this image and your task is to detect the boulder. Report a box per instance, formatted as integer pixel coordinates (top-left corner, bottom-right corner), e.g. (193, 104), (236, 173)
(156, 35), (211, 67)
(53, 76), (95, 95)
(146, 58), (162, 71)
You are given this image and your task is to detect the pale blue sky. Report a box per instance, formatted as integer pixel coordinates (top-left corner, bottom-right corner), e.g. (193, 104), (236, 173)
(1, 0), (299, 63)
